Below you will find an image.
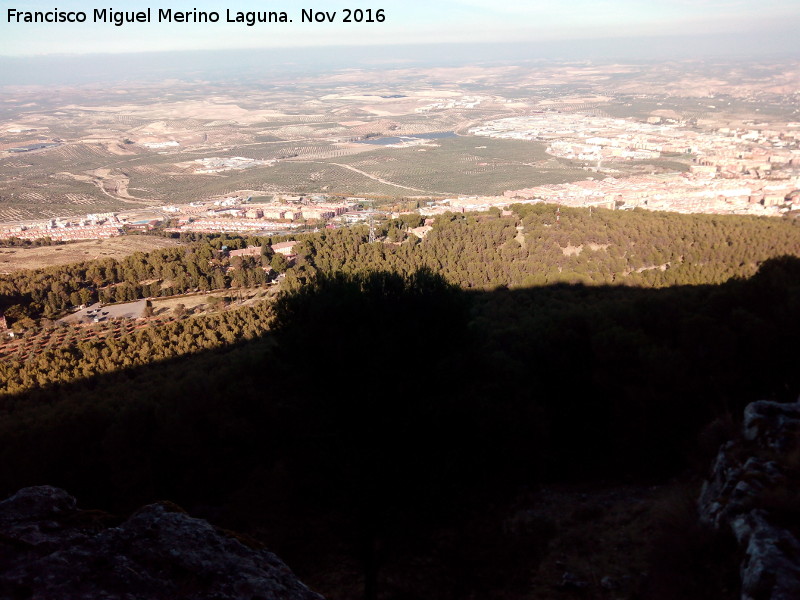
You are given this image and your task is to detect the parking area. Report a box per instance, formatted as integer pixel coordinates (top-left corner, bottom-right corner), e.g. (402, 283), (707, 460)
(59, 300), (148, 325)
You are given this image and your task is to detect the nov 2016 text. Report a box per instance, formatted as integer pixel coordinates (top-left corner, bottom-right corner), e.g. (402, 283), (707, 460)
(5, 8), (387, 27)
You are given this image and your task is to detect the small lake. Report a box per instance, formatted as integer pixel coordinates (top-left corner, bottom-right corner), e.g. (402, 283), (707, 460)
(358, 131), (457, 145)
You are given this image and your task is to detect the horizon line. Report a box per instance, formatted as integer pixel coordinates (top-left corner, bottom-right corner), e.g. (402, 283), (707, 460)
(1, 29), (799, 60)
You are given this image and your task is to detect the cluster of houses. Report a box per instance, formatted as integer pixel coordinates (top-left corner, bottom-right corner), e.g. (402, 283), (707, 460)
(228, 240), (298, 259)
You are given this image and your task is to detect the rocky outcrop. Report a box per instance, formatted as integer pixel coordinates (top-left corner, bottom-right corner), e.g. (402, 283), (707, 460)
(0, 486), (324, 600)
(699, 399), (800, 600)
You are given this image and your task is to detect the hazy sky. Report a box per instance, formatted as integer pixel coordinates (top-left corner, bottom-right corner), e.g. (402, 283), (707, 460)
(0, 0), (798, 56)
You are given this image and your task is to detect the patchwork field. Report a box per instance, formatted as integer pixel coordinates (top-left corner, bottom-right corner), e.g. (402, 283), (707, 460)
(2, 59), (797, 221)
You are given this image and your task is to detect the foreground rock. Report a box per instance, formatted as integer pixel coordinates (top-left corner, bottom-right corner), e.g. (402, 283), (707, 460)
(699, 399), (800, 600)
(0, 486), (324, 600)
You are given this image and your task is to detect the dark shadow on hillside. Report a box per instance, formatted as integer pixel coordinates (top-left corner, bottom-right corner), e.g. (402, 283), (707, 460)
(1, 256), (799, 600)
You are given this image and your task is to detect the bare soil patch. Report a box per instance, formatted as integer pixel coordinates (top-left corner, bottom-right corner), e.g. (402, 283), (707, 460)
(0, 236), (184, 272)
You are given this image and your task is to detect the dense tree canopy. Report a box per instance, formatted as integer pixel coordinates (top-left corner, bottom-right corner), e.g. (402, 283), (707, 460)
(1, 206), (800, 600)
(0, 236), (282, 324)
(297, 205), (800, 288)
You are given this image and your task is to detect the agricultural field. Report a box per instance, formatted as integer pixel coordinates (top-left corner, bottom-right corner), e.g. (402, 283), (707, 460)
(329, 136), (592, 195)
(600, 94), (800, 123)
(0, 286), (277, 362)
(0, 75), (543, 220)
(3, 58), (798, 222)
(0, 236), (184, 273)
(248, 160), (426, 196)
(0, 318), (146, 361)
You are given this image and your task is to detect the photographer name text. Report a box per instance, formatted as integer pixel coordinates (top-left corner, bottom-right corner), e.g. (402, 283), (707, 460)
(6, 7), (387, 27)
